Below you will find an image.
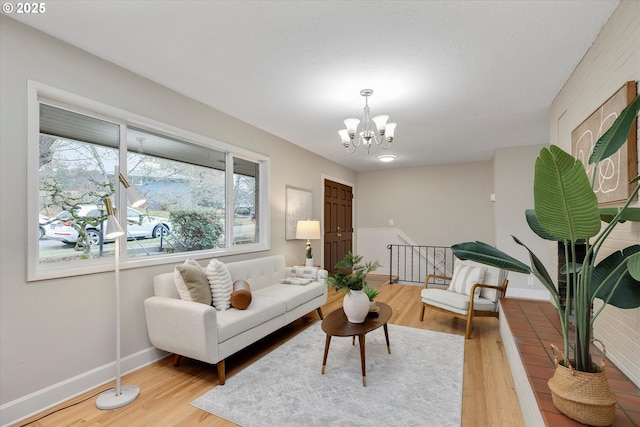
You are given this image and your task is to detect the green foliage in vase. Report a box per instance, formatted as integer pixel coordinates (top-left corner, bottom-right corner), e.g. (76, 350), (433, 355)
(327, 252), (381, 294)
(363, 284), (380, 301)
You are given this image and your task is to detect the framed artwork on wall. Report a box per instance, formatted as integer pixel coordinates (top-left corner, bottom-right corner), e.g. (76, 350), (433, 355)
(285, 186), (312, 240)
(571, 81), (638, 206)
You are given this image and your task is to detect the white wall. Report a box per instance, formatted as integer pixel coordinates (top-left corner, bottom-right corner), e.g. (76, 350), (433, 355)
(355, 161), (496, 249)
(356, 227), (445, 283)
(548, 0), (639, 386)
(494, 144), (551, 300)
(0, 16), (355, 425)
(355, 145), (550, 300)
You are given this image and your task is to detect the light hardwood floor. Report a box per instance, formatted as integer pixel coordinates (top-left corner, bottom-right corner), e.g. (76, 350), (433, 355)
(17, 279), (524, 427)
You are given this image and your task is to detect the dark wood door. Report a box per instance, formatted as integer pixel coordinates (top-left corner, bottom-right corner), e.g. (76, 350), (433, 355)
(324, 179), (353, 274)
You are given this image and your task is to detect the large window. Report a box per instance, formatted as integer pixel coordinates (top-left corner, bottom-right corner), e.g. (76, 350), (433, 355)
(31, 87), (268, 280)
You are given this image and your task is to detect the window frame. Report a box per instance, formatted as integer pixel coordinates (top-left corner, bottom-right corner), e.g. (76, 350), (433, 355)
(27, 81), (270, 282)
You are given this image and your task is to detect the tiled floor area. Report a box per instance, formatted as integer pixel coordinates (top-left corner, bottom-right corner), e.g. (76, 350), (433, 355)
(501, 298), (640, 427)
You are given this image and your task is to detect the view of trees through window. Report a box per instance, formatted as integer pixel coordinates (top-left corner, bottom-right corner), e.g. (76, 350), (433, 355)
(38, 104), (259, 265)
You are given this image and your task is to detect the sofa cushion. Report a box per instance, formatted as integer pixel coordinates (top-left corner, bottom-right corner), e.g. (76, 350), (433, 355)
(174, 259), (212, 305)
(254, 281), (325, 312)
(231, 280), (252, 310)
(217, 295), (286, 342)
(421, 288), (497, 315)
(225, 255), (287, 291)
(207, 259), (233, 311)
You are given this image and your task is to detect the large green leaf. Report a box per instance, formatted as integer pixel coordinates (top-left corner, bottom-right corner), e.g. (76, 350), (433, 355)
(525, 209), (560, 241)
(451, 241), (530, 273)
(527, 209), (590, 243)
(629, 252), (640, 281)
(600, 207), (640, 223)
(512, 236), (559, 298)
(589, 94), (640, 164)
(599, 176), (640, 223)
(560, 262), (583, 275)
(591, 245), (640, 308)
(534, 146), (601, 241)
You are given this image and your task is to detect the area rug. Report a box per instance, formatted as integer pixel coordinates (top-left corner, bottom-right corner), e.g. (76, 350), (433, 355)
(192, 322), (464, 427)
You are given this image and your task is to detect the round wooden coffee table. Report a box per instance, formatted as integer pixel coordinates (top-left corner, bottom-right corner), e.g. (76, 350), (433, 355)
(321, 301), (392, 386)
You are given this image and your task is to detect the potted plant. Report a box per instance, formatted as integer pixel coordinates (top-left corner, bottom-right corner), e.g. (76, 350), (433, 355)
(327, 252), (380, 323)
(364, 284), (380, 311)
(451, 94), (640, 426)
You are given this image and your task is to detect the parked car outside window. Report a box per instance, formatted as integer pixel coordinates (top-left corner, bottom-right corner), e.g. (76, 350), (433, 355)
(45, 204), (171, 246)
(38, 214), (50, 240)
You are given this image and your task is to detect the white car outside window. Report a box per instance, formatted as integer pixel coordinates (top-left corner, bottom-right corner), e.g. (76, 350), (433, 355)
(45, 205), (170, 245)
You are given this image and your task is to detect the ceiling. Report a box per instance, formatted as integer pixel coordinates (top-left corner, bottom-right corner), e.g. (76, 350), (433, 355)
(8, 0), (619, 171)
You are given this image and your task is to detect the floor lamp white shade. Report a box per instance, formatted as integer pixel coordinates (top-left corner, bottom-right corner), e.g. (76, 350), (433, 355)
(118, 173), (146, 208)
(96, 198), (140, 409)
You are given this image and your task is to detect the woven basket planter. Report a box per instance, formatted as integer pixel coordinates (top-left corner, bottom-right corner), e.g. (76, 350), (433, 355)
(547, 342), (617, 426)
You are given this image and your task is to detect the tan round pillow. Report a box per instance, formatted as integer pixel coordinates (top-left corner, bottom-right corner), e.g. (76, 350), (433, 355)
(231, 280), (252, 310)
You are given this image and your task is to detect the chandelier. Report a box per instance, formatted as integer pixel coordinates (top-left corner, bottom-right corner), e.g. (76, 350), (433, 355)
(338, 89), (397, 154)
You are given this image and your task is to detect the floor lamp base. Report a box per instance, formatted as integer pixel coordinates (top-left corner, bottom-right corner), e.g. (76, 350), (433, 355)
(96, 385), (140, 410)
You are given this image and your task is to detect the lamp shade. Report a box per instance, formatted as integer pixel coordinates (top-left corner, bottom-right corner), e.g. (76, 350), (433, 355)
(105, 215), (124, 239)
(295, 220), (321, 240)
(344, 118), (360, 136)
(372, 114), (389, 132)
(103, 198), (124, 239)
(118, 173), (146, 208)
(338, 129), (351, 146)
(385, 123), (396, 139)
(125, 187), (146, 208)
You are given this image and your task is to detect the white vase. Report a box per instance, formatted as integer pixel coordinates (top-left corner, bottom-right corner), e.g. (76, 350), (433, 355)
(343, 290), (370, 323)
(369, 300), (376, 311)
(305, 258), (314, 267)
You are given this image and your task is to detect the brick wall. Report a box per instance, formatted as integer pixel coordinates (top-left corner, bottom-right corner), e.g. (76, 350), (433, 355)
(548, 0), (640, 386)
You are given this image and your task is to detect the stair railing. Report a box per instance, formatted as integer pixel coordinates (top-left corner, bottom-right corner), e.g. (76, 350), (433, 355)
(387, 244), (453, 285)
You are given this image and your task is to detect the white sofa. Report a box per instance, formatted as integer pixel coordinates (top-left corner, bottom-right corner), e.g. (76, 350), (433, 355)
(144, 255), (328, 385)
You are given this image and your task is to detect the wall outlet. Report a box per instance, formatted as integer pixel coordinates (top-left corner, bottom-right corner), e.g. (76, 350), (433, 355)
(389, 219), (394, 226)
(527, 275), (535, 286)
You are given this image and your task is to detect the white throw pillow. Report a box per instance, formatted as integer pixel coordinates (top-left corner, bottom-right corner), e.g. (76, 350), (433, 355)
(448, 263), (486, 297)
(206, 259), (233, 310)
(290, 266), (318, 279)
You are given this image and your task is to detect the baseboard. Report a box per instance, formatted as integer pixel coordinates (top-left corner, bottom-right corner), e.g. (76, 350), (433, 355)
(499, 301), (545, 427)
(0, 346), (167, 427)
